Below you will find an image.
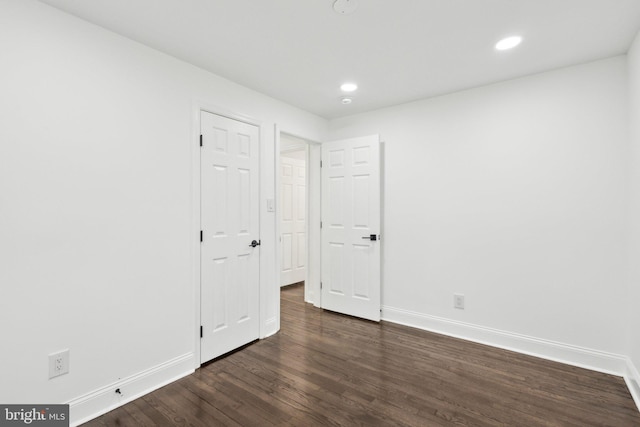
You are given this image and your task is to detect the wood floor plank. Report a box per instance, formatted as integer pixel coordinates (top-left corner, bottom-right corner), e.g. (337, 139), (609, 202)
(82, 283), (640, 426)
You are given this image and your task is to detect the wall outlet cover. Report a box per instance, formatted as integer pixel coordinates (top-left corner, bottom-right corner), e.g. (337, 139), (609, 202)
(49, 349), (70, 379)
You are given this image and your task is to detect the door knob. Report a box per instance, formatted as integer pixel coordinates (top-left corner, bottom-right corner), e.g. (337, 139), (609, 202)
(249, 240), (261, 247)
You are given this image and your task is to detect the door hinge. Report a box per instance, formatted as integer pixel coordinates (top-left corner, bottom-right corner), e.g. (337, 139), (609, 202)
(320, 282), (323, 289)
(200, 230), (203, 242)
(200, 326), (203, 338)
(320, 221), (323, 229)
(199, 134), (203, 147)
(320, 160), (323, 168)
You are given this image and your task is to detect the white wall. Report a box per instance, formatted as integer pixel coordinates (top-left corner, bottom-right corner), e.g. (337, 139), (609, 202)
(627, 30), (640, 401)
(329, 57), (630, 363)
(280, 133), (308, 153)
(281, 150), (306, 160)
(0, 0), (326, 420)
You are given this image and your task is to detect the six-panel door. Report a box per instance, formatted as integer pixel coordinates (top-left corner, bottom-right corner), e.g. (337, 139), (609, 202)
(281, 156), (306, 286)
(200, 111), (260, 363)
(321, 135), (381, 321)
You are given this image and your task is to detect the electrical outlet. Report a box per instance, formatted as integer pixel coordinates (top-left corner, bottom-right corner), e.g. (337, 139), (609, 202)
(454, 294), (465, 310)
(49, 350), (69, 379)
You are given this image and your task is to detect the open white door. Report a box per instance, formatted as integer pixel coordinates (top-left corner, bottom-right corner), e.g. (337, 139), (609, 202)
(321, 135), (381, 321)
(200, 111), (260, 363)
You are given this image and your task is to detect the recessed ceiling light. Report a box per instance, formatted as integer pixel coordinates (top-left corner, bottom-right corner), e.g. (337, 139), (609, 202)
(340, 82), (358, 92)
(341, 97), (353, 105)
(333, 0), (359, 15)
(495, 36), (523, 51)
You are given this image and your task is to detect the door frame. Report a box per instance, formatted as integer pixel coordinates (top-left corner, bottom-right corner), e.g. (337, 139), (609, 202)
(192, 102), (271, 368)
(275, 129), (323, 308)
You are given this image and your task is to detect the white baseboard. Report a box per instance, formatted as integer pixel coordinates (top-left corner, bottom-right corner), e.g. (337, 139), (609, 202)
(626, 358), (640, 412)
(382, 306), (628, 376)
(68, 352), (195, 426)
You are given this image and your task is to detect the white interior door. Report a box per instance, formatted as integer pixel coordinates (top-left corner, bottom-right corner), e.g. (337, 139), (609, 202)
(321, 135), (381, 321)
(281, 156), (306, 286)
(200, 111), (260, 363)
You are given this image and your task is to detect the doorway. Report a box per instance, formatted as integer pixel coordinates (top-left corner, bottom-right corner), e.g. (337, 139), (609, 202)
(278, 133), (321, 305)
(277, 132), (382, 322)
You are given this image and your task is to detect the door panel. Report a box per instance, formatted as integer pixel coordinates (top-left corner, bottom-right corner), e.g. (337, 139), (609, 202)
(281, 156), (306, 286)
(321, 135), (380, 321)
(201, 111), (260, 363)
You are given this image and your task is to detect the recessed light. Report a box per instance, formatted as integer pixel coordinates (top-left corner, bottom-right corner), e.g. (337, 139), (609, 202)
(333, 0), (359, 15)
(495, 36), (522, 51)
(341, 97), (353, 105)
(340, 82), (358, 92)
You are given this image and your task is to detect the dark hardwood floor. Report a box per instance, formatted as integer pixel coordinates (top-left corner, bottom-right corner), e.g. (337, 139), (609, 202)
(84, 284), (640, 426)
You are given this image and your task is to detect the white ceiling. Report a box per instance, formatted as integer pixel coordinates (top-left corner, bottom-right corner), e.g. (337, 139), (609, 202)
(37, 0), (640, 119)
